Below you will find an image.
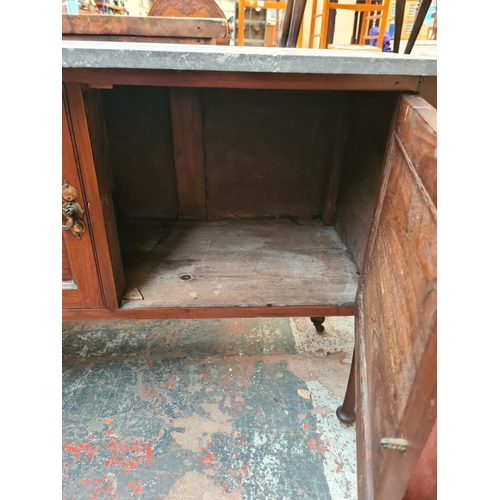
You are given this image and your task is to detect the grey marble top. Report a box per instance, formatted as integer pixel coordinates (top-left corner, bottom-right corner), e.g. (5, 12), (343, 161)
(62, 41), (437, 76)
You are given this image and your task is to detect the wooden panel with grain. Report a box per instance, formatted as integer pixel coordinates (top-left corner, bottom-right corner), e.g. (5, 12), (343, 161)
(355, 94), (436, 499)
(63, 68), (421, 92)
(62, 88), (104, 309)
(418, 76), (436, 109)
(169, 88), (206, 220)
(81, 87), (126, 309)
(62, 14), (227, 39)
(393, 94), (437, 206)
(117, 219), (358, 309)
(62, 240), (73, 282)
(65, 84), (126, 310)
(62, 35), (215, 44)
(148, 0), (226, 18)
(334, 92), (398, 268)
(322, 93), (351, 225)
(101, 86), (178, 220)
(62, 236), (81, 308)
(203, 89), (339, 219)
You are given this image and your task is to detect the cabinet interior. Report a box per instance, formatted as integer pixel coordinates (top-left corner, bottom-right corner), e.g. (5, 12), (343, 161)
(89, 86), (397, 311)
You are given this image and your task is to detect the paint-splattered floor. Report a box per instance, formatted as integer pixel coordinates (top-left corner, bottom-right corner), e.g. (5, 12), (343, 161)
(62, 317), (357, 499)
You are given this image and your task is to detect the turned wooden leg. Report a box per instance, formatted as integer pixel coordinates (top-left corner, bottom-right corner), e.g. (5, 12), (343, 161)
(310, 316), (326, 333)
(336, 348), (356, 425)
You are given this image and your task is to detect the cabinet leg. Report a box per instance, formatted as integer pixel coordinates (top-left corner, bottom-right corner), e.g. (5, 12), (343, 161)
(336, 348), (356, 425)
(310, 316), (326, 333)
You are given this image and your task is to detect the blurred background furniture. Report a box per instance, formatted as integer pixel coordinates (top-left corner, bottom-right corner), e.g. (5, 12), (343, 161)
(237, 0), (286, 46)
(281, 0), (390, 49)
(62, 12), (228, 44)
(148, 0), (231, 44)
(393, 0), (436, 53)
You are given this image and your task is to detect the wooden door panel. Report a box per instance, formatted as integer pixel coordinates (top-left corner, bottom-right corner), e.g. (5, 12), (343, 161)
(62, 89), (104, 309)
(356, 95), (437, 499)
(62, 238), (81, 308)
(65, 84), (126, 311)
(62, 241), (72, 282)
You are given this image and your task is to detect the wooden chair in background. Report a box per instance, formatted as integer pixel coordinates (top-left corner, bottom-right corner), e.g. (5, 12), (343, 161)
(238, 0), (287, 47)
(279, 0), (390, 49)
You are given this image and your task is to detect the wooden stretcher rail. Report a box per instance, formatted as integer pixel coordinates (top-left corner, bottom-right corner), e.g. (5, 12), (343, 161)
(62, 304), (355, 321)
(62, 68), (422, 91)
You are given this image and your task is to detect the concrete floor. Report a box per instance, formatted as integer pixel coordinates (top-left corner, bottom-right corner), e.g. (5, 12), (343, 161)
(62, 316), (357, 499)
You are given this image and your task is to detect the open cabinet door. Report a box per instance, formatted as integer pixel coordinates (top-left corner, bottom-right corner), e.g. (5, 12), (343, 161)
(355, 95), (437, 499)
(62, 83), (125, 311)
(62, 89), (104, 309)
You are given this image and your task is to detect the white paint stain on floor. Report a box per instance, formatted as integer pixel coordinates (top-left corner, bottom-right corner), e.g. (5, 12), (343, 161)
(291, 316), (357, 499)
(307, 380), (357, 500)
(290, 317), (354, 360)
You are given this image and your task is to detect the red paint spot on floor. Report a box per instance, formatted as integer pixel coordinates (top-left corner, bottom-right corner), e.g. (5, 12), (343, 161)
(165, 375), (177, 388)
(128, 480), (144, 494)
(201, 452), (215, 466)
(104, 460), (120, 467)
(62, 442), (98, 462)
(145, 443), (153, 464)
(306, 439), (329, 454)
(201, 452), (220, 469)
(141, 384), (157, 400)
(303, 424), (312, 430)
(100, 438), (155, 473)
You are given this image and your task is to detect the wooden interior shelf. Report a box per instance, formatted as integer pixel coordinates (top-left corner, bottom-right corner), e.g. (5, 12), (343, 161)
(118, 219), (358, 311)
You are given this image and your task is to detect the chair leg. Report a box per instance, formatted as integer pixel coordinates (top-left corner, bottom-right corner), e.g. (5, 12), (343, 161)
(286, 0), (308, 47)
(393, 0), (405, 53)
(326, 0), (338, 47)
(310, 316), (326, 333)
(336, 348), (356, 424)
(277, 0), (295, 47)
(404, 0), (432, 54)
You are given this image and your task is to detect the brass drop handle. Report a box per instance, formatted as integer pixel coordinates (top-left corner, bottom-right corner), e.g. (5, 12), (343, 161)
(62, 181), (86, 239)
(62, 205), (78, 230)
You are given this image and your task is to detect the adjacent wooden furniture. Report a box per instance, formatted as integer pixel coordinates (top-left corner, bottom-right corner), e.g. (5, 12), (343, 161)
(147, 0), (231, 44)
(62, 14), (228, 45)
(148, 0), (226, 18)
(62, 40), (436, 499)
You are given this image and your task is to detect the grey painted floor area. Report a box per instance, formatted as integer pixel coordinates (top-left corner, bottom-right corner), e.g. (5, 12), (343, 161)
(62, 317), (357, 499)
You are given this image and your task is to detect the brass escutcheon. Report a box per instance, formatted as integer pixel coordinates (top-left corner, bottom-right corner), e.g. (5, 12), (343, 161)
(62, 181), (85, 239)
